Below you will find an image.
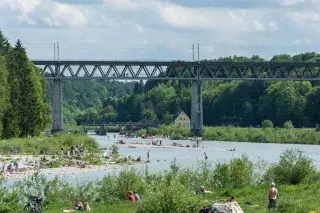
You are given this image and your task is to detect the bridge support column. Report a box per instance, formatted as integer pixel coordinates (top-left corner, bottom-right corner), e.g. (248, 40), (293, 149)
(51, 66), (63, 133)
(190, 80), (203, 136)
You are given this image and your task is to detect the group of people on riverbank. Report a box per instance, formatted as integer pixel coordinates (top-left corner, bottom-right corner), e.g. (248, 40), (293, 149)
(0, 161), (18, 174)
(197, 182), (279, 212)
(62, 144), (87, 157)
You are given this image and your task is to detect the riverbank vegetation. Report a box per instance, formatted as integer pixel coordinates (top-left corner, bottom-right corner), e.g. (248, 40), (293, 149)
(0, 148), (319, 213)
(138, 124), (320, 144)
(0, 134), (99, 155)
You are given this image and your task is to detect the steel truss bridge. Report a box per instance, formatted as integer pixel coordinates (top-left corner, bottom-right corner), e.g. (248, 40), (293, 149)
(33, 60), (320, 80)
(33, 60), (320, 135)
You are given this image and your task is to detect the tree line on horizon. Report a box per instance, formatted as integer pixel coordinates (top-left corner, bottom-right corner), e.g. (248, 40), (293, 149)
(0, 30), (50, 139)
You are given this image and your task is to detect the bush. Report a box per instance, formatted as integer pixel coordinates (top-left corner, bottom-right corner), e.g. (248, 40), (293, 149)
(213, 155), (254, 188)
(283, 120), (294, 129)
(262, 120), (274, 128)
(98, 168), (146, 203)
(265, 148), (319, 185)
(109, 145), (120, 159)
(136, 180), (201, 213)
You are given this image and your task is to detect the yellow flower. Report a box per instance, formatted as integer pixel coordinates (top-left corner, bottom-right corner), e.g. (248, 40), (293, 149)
(309, 211), (316, 213)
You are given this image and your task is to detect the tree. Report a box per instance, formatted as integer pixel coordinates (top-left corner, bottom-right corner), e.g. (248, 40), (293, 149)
(163, 112), (174, 125)
(141, 108), (157, 121)
(0, 30), (10, 55)
(3, 42), (22, 138)
(262, 120), (273, 128)
(4, 40), (50, 137)
(0, 56), (8, 137)
(133, 80), (144, 94)
(101, 105), (117, 121)
(283, 120), (294, 129)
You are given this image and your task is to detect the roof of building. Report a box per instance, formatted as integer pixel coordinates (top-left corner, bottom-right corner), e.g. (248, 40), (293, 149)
(173, 109), (189, 120)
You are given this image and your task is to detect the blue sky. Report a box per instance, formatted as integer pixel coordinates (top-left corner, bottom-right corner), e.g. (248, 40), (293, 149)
(0, 0), (319, 60)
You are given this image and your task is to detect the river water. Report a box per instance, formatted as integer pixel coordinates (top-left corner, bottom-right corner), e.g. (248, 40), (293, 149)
(6, 133), (320, 185)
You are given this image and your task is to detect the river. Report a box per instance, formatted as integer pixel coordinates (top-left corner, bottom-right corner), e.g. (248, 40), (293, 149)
(6, 133), (320, 185)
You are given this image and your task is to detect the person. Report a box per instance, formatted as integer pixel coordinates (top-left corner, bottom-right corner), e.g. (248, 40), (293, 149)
(74, 198), (84, 210)
(229, 196), (235, 202)
(268, 182), (279, 209)
(147, 150), (150, 161)
(199, 186), (212, 194)
(128, 191), (136, 203)
(204, 152), (208, 160)
(133, 192), (141, 201)
(199, 205), (211, 213)
(83, 202), (91, 211)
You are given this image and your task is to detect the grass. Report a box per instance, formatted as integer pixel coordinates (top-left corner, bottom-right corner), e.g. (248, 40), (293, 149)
(8, 181), (320, 213)
(139, 125), (320, 144)
(0, 134), (99, 155)
(42, 203), (137, 213)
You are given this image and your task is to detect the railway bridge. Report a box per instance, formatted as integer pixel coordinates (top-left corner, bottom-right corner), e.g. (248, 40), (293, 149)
(32, 60), (320, 136)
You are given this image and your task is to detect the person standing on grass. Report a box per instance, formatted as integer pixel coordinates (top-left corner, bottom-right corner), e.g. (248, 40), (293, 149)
(268, 182), (279, 210)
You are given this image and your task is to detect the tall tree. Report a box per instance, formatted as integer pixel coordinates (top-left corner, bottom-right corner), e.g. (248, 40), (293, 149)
(0, 30), (10, 55)
(0, 56), (8, 137)
(4, 40), (50, 137)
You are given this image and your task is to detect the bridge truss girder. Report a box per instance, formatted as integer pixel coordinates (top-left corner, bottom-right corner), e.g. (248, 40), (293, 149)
(33, 61), (320, 81)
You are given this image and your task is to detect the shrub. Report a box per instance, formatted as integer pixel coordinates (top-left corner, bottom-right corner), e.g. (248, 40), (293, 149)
(283, 120), (294, 129)
(136, 180), (201, 213)
(213, 155), (254, 188)
(262, 120), (274, 128)
(264, 148), (319, 185)
(98, 168), (146, 203)
(109, 144), (120, 159)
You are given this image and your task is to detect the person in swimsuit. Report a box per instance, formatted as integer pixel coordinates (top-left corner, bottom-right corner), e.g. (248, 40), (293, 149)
(268, 182), (279, 209)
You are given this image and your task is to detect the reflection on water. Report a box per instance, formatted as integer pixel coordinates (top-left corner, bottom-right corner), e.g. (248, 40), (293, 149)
(7, 133), (320, 185)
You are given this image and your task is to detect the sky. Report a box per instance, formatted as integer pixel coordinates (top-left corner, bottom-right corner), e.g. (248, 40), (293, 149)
(0, 0), (319, 61)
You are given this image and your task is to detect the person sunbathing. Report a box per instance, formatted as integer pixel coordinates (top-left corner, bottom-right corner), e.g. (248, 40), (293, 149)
(74, 198), (84, 210)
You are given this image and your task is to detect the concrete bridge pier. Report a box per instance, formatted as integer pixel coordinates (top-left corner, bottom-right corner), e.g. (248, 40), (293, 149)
(190, 80), (203, 136)
(51, 65), (64, 133)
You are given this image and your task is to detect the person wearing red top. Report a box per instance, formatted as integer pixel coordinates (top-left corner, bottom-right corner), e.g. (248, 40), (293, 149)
(128, 191), (136, 203)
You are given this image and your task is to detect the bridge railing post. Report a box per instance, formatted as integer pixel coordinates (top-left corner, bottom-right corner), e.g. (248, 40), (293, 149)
(51, 63), (63, 133)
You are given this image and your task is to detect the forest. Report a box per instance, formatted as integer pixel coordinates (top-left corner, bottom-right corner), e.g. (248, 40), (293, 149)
(67, 54), (320, 128)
